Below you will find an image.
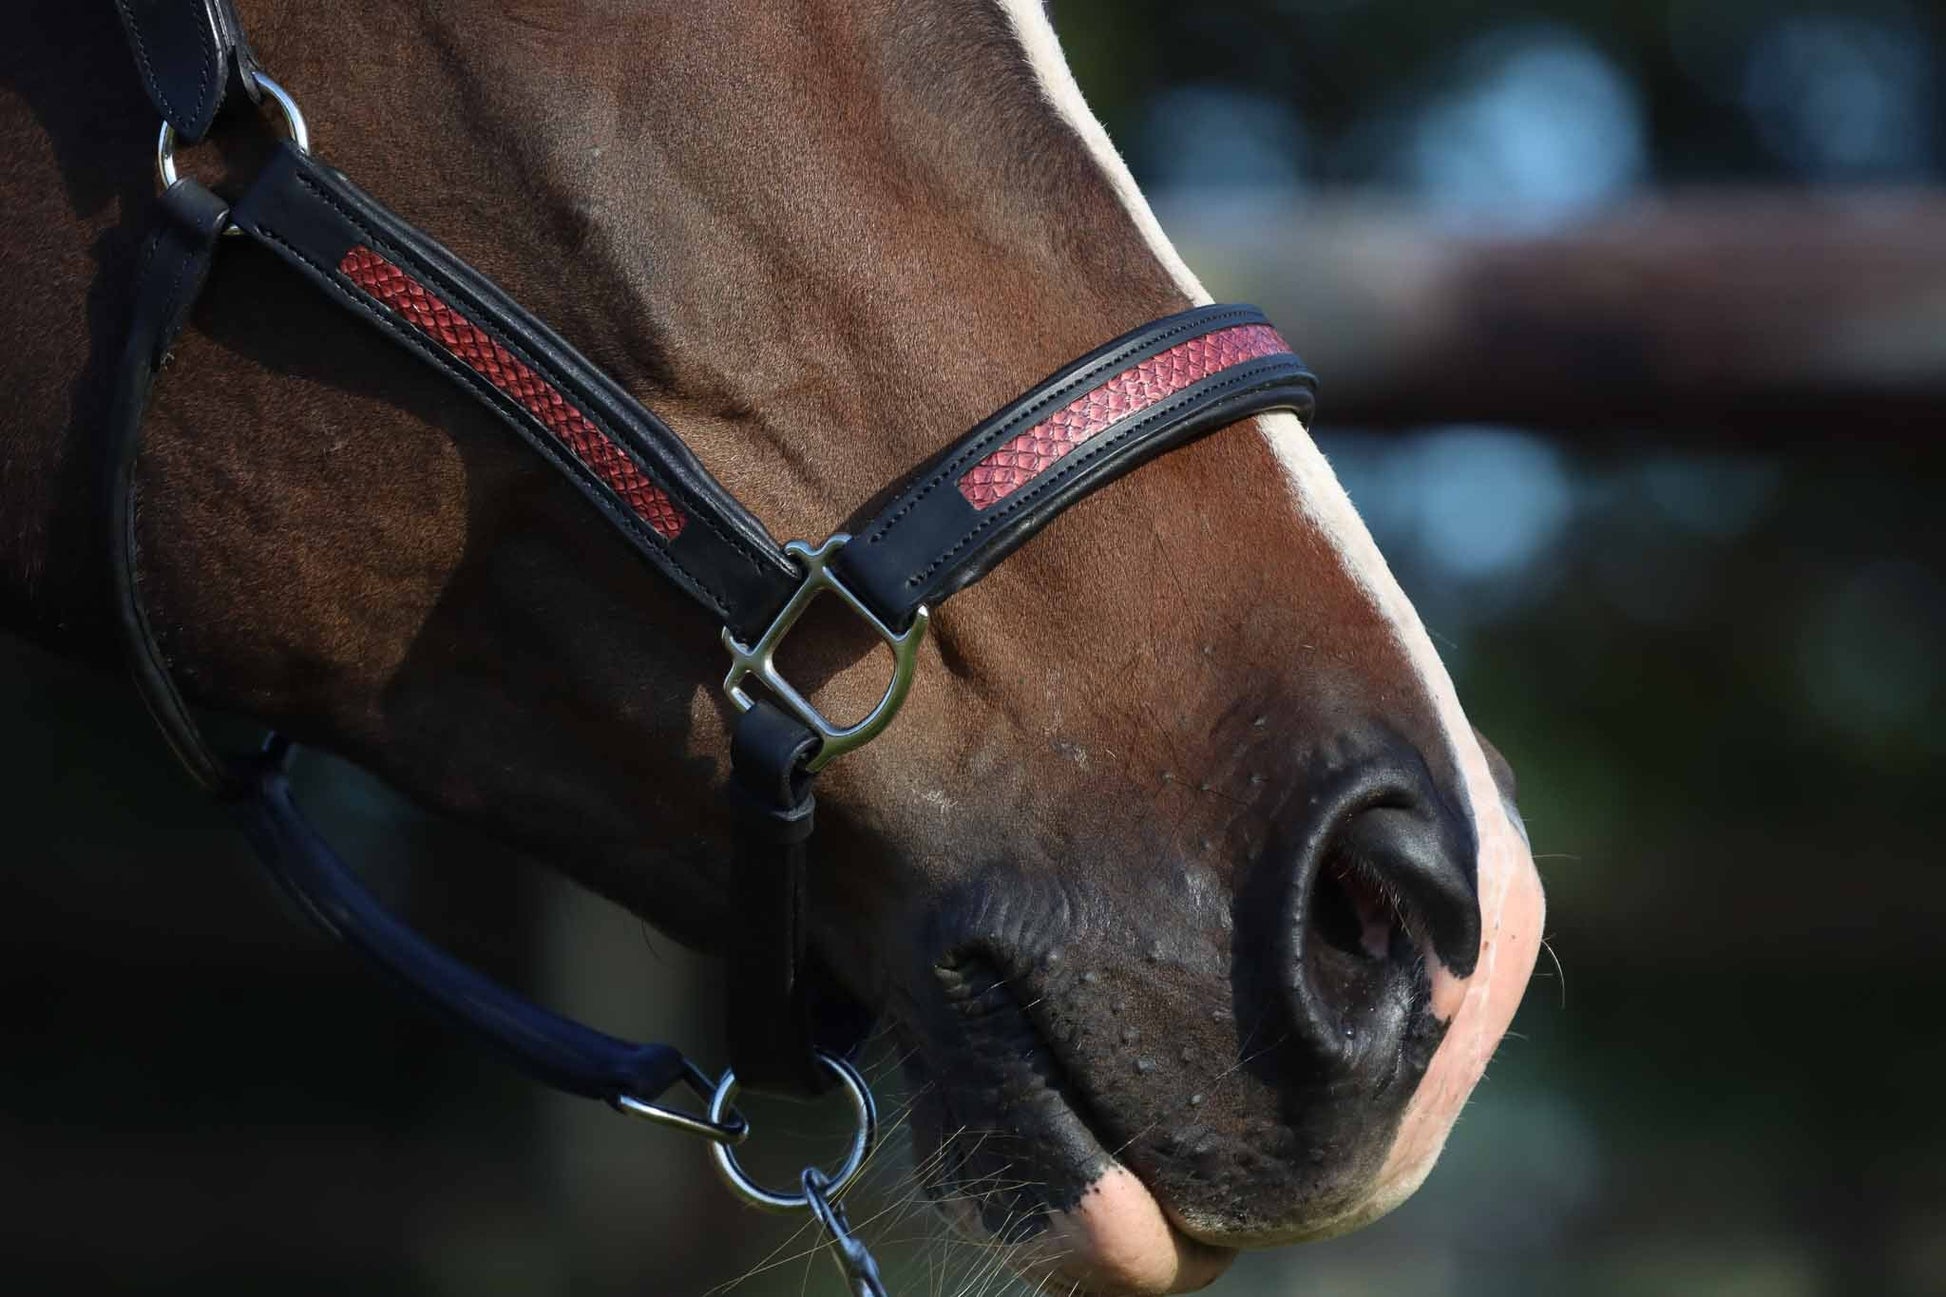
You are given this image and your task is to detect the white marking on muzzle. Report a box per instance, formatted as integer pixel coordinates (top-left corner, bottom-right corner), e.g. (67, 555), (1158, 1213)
(996, 0), (1211, 308)
(997, 0), (1545, 1244)
(997, 0), (1491, 828)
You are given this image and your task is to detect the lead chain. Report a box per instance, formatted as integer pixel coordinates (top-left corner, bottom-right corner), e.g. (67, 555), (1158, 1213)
(804, 1167), (891, 1297)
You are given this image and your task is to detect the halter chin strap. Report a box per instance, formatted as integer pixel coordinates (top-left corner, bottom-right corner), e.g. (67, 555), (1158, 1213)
(106, 36), (1316, 1102)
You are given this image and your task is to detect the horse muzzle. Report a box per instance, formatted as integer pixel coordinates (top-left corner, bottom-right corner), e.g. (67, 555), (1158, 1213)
(888, 738), (1496, 1285)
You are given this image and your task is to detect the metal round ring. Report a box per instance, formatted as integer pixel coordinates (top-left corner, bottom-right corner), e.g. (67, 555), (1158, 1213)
(707, 1052), (877, 1212)
(156, 70), (312, 192)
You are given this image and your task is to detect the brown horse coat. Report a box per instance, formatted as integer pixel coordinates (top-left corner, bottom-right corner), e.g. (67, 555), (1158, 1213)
(0, 2), (1542, 1291)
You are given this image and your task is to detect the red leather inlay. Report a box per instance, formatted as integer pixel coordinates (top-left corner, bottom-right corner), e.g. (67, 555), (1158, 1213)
(958, 323), (1291, 510)
(338, 246), (687, 540)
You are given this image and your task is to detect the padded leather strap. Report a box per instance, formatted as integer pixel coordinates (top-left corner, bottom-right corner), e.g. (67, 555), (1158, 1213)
(107, 179), (238, 796)
(726, 701), (831, 1095)
(228, 142), (804, 643)
(834, 305), (1316, 628)
(113, 0), (261, 143)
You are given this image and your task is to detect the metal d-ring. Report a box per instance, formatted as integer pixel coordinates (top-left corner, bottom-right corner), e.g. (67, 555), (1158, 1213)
(721, 535), (929, 773)
(707, 1051), (878, 1212)
(156, 70), (311, 194)
(611, 1057), (750, 1145)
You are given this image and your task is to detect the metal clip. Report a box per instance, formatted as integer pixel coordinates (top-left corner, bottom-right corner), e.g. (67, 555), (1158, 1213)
(610, 1058), (749, 1145)
(804, 1167), (890, 1297)
(721, 535), (929, 772)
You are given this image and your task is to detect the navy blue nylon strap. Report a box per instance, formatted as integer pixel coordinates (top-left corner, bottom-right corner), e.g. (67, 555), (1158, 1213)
(234, 745), (693, 1103)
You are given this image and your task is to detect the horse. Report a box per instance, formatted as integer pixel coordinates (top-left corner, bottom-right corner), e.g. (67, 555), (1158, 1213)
(0, 1), (1543, 1292)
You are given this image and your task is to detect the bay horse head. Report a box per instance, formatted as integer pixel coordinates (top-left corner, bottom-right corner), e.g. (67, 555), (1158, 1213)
(3, 0), (1543, 1291)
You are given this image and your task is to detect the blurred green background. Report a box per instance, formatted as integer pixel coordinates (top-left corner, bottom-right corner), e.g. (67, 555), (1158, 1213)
(5, 1), (1944, 1294)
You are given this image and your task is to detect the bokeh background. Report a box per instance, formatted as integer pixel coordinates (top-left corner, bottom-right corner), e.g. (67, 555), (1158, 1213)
(5, 1), (1944, 1294)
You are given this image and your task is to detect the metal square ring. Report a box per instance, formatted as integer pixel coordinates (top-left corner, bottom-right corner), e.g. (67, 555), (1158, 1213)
(720, 534), (930, 772)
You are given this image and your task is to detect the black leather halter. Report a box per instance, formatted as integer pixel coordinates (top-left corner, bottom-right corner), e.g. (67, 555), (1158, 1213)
(109, 0), (1313, 1133)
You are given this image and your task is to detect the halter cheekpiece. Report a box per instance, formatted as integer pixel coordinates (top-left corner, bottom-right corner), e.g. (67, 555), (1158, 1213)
(106, 2), (1316, 1288)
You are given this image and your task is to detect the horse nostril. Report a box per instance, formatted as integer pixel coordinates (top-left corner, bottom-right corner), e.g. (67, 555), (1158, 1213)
(1269, 774), (1482, 1072)
(1329, 803), (1481, 977)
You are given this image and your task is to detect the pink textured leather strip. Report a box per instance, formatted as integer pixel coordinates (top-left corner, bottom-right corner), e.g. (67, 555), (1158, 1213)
(958, 323), (1291, 510)
(338, 246), (688, 540)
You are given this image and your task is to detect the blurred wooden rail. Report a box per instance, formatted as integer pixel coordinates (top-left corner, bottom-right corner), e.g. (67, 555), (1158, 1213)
(1170, 189), (1946, 438)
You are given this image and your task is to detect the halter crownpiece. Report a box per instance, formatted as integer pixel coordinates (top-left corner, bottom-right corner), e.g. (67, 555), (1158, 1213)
(105, 1), (1316, 1288)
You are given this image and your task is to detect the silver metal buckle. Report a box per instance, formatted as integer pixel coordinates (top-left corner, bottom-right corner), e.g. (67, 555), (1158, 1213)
(721, 535), (929, 773)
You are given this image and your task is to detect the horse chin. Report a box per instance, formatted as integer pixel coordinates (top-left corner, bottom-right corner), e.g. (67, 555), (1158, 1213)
(915, 1095), (1235, 1296)
(901, 975), (1228, 1295)
(1033, 1169), (1238, 1295)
